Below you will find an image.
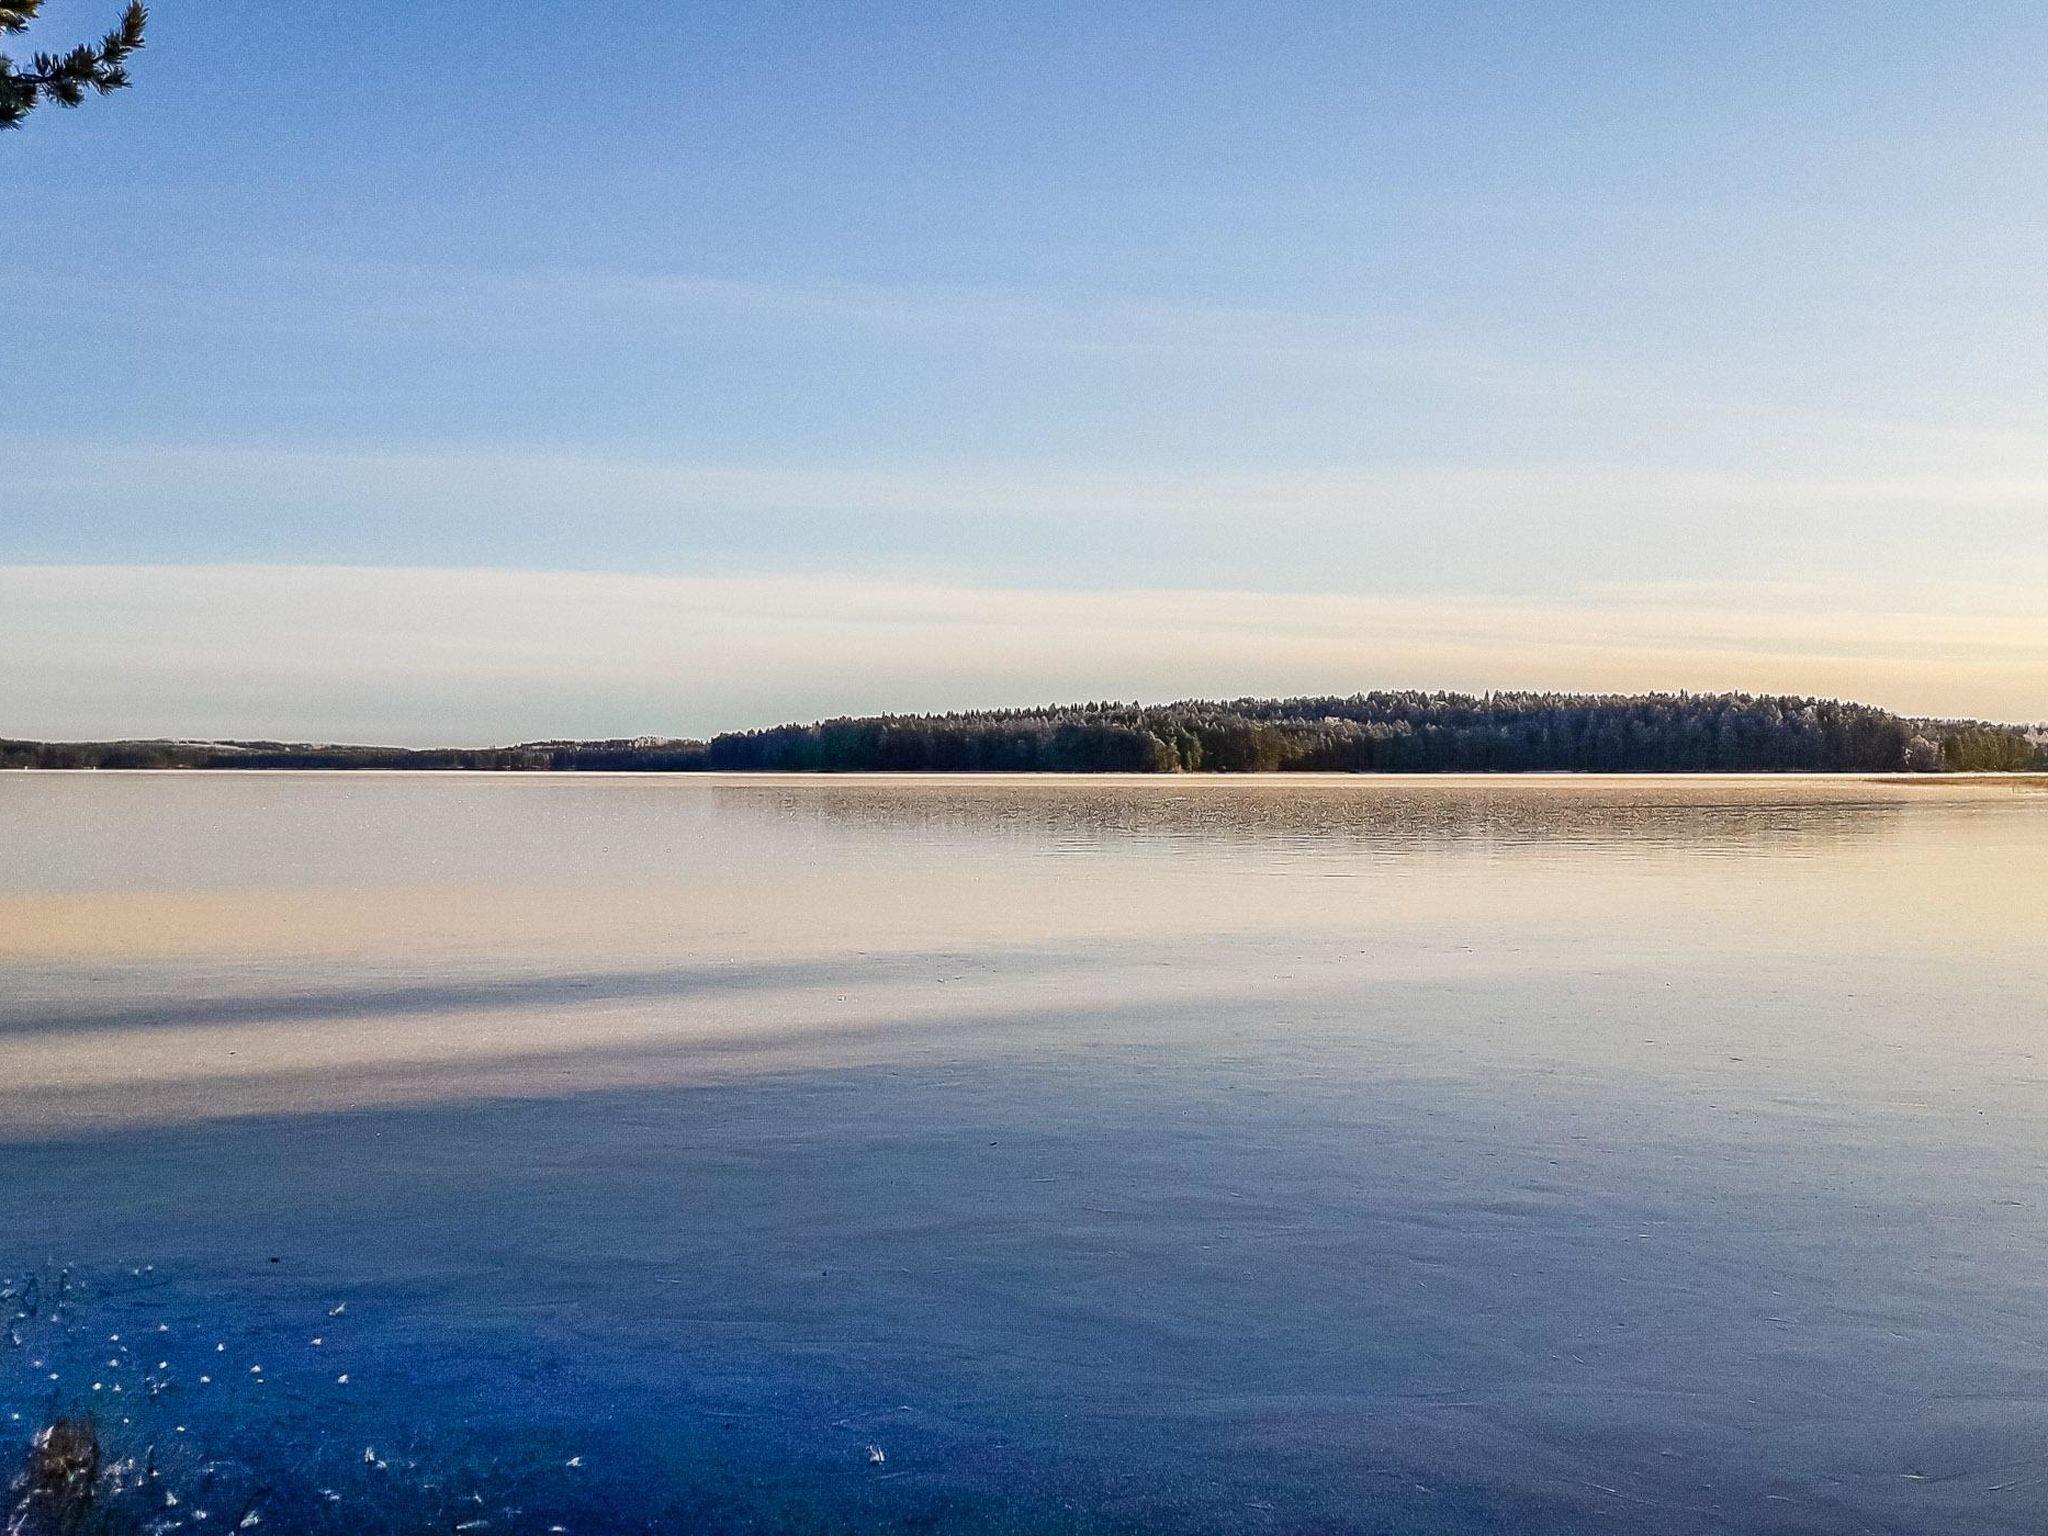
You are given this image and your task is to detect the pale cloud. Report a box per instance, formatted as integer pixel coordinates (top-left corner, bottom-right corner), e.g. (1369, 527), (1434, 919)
(9, 257), (1528, 374)
(23, 436), (2048, 516)
(1, 564), (2040, 746)
(8, 438), (2047, 598)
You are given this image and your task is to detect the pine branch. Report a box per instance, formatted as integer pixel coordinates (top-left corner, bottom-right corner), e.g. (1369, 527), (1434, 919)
(0, 1), (144, 128)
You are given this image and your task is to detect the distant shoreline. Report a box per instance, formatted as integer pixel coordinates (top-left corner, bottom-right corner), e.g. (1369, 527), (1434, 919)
(7, 690), (2045, 775)
(7, 769), (2048, 787)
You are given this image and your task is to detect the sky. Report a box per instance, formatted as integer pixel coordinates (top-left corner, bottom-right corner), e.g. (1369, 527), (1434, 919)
(3, 0), (2046, 742)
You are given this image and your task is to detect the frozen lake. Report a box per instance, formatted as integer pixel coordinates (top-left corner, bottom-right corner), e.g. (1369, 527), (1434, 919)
(4, 772), (2047, 1533)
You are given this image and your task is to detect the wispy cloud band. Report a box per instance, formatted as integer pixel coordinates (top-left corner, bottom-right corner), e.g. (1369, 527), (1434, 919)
(1, 564), (2040, 744)
(8, 437), (2046, 599)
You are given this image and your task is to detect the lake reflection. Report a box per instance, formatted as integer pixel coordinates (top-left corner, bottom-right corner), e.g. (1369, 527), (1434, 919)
(3, 774), (2047, 1533)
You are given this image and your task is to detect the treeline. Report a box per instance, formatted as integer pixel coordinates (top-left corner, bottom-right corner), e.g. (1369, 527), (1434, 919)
(1910, 724), (2042, 772)
(6, 694), (2044, 774)
(705, 693), (2048, 774)
(0, 737), (711, 772)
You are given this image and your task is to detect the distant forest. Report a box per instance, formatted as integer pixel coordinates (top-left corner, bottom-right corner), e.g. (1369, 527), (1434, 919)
(7, 693), (2045, 774)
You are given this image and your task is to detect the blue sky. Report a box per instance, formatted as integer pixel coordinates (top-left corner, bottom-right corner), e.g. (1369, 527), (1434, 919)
(4, 1), (2046, 739)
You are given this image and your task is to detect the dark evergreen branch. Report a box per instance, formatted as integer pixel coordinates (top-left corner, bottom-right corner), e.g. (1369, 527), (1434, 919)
(0, 0), (144, 128)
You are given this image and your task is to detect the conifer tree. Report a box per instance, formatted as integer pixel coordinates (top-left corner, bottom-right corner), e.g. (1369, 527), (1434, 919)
(1, 1), (146, 129)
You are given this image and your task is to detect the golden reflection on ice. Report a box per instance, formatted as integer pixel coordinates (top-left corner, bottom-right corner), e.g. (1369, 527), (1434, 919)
(1, 773), (2042, 1136)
